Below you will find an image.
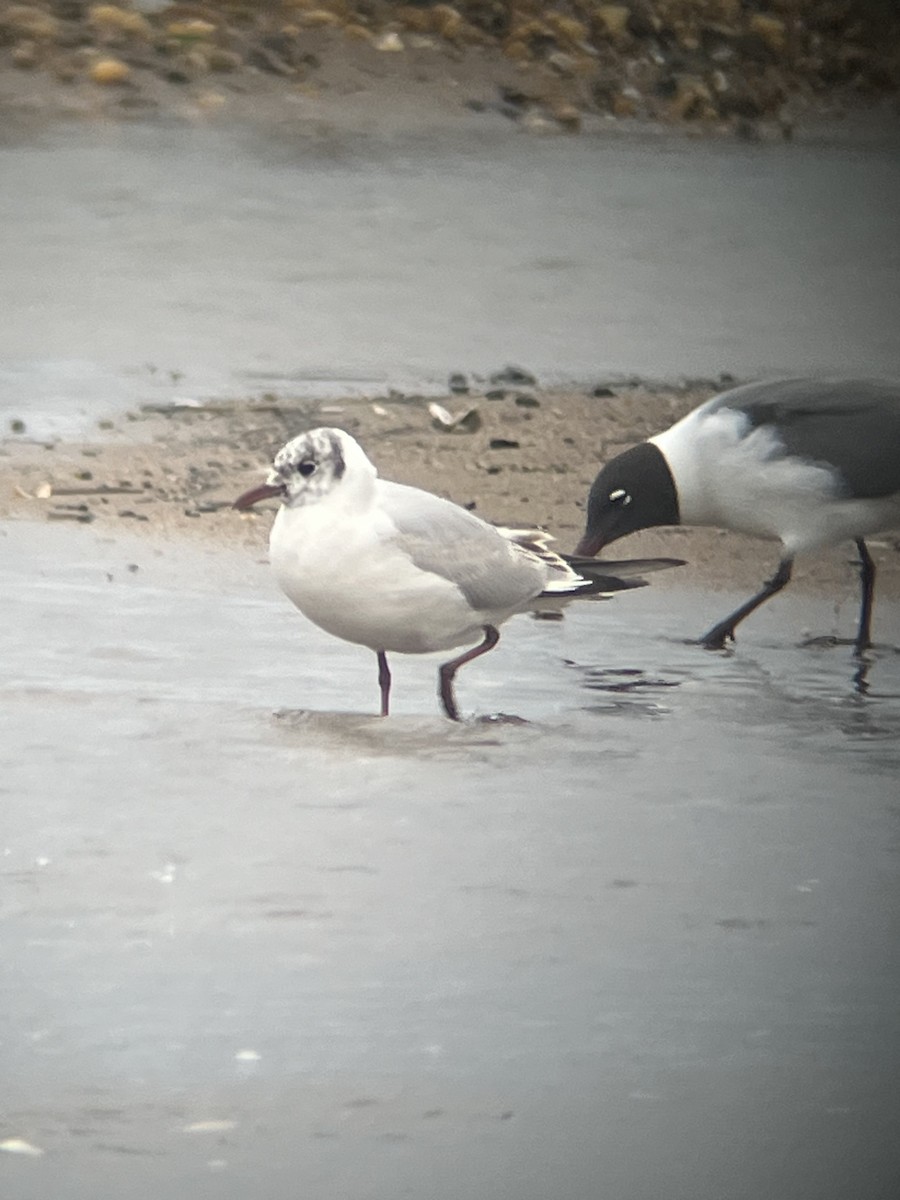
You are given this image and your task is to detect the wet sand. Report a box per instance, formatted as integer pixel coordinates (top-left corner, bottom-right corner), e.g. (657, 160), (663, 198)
(3, 381), (900, 605)
(2, 515), (900, 1199)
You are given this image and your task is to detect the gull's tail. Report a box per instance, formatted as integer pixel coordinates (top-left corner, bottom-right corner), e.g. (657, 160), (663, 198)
(498, 526), (684, 599)
(553, 554), (685, 597)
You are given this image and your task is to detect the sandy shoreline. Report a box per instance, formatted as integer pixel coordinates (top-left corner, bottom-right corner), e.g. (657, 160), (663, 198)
(3, 381), (900, 607)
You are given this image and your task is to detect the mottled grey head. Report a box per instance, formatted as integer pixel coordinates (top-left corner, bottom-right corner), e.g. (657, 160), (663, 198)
(270, 429), (348, 507)
(576, 442), (680, 556)
(233, 427), (359, 511)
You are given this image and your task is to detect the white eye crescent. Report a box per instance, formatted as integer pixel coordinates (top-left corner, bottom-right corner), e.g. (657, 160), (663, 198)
(609, 489), (632, 505)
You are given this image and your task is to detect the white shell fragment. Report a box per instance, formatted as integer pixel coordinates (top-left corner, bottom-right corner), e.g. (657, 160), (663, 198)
(0, 1138), (45, 1156)
(428, 402), (482, 433)
(149, 863), (177, 883)
(375, 32), (404, 52)
(182, 1120), (237, 1134)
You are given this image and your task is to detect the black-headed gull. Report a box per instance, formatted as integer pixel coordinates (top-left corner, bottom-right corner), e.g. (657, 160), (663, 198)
(576, 378), (900, 654)
(234, 427), (682, 719)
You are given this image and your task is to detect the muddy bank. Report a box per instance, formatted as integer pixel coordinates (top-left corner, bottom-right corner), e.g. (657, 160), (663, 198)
(1, 2), (899, 139)
(3, 380), (900, 602)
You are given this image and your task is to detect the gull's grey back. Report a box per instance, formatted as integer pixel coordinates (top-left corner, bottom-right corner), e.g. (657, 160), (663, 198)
(708, 378), (900, 499)
(380, 481), (546, 612)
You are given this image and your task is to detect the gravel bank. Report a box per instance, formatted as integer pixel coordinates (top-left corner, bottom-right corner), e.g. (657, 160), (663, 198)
(2, 2), (898, 137)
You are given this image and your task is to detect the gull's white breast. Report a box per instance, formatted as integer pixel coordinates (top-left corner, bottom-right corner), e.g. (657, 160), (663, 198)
(268, 497), (519, 655)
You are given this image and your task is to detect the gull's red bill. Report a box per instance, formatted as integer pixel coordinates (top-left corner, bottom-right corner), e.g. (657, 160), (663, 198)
(232, 482), (285, 511)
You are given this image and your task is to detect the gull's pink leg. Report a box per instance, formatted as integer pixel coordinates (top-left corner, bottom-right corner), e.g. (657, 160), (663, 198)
(438, 625), (500, 721)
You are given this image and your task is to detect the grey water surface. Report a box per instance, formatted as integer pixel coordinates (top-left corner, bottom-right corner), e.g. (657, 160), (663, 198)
(1, 118), (899, 438)
(2, 520), (899, 1199)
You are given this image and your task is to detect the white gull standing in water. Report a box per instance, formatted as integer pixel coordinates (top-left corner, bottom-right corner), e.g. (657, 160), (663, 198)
(234, 427), (681, 720)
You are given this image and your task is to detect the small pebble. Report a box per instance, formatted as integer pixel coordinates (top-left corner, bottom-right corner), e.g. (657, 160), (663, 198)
(89, 57), (130, 86)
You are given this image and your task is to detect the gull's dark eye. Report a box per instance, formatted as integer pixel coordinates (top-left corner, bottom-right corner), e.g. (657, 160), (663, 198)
(297, 460), (317, 477)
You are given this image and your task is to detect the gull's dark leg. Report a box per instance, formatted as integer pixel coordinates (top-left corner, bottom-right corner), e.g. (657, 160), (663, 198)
(698, 557), (794, 650)
(438, 625), (500, 721)
(854, 538), (875, 656)
(376, 651), (391, 717)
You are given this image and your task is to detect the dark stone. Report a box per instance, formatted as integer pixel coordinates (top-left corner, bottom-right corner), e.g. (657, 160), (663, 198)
(448, 372), (469, 394)
(732, 32), (777, 65)
(51, 1), (86, 19)
(489, 365), (536, 386)
(734, 119), (761, 142)
(247, 45), (295, 76)
(653, 73), (679, 99)
(514, 394), (540, 408)
(498, 86), (530, 110)
(718, 87), (765, 120)
(627, 3), (657, 41)
(489, 438), (520, 450)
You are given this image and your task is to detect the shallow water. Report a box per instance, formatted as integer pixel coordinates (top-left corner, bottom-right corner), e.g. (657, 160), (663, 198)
(2, 120), (899, 437)
(2, 519), (899, 1198)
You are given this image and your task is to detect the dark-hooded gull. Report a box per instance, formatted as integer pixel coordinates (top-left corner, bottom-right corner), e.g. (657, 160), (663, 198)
(576, 378), (900, 654)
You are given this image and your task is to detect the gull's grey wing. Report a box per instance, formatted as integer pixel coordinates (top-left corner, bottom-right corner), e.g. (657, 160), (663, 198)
(709, 378), (900, 499)
(379, 481), (547, 612)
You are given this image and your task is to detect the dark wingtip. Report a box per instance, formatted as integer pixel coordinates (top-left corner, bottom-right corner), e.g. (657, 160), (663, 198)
(565, 555), (686, 575)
